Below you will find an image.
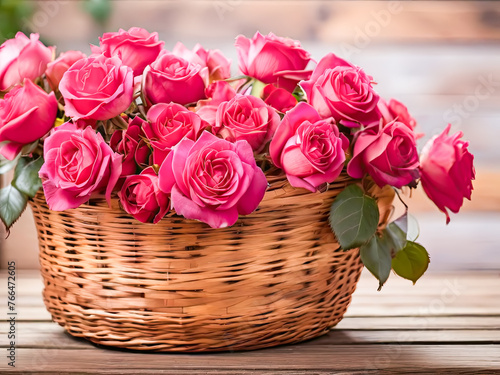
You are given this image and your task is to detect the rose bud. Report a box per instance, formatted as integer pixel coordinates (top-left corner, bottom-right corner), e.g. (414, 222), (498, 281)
(45, 50), (86, 91)
(377, 98), (417, 129)
(158, 131), (268, 229)
(261, 84), (297, 113)
(59, 55), (134, 121)
(0, 79), (57, 160)
(300, 53), (380, 127)
(347, 120), (420, 188)
(420, 124), (475, 223)
(144, 103), (208, 165)
(213, 94), (280, 152)
(270, 102), (348, 192)
(235, 32), (311, 92)
(39, 123), (122, 211)
(91, 27), (164, 76)
(119, 167), (170, 224)
(0, 32), (53, 91)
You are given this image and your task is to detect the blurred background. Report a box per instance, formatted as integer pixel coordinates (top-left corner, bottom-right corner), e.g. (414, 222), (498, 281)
(0, 0), (499, 271)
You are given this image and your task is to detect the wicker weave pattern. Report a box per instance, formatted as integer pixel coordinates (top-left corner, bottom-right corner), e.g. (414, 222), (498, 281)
(31, 174), (392, 352)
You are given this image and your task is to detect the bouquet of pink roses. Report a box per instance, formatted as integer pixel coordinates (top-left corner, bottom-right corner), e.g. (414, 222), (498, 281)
(0, 29), (475, 288)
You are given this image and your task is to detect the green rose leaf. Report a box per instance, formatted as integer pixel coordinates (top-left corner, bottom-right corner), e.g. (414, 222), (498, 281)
(329, 184), (380, 250)
(0, 154), (20, 174)
(392, 241), (430, 284)
(386, 221), (407, 256)
(12, 156), (44, 198)
(0, 184), (28, 232)
(360, 235), (392, 291)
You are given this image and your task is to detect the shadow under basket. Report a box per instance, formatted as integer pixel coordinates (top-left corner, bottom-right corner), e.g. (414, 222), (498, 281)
(30, 174), (390, 352)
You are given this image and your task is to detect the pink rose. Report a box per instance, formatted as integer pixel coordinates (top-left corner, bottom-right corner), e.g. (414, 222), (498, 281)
(420, 124), (475, 223)
(300, 53), (380, 127)
(270, 102), (348, 192)
(144, 52), (208, 106)
(110, 116), (151, 176)
(59, 55), (134, 121)
(347, 120), (419, 188)
(0, 32), (53, 91)
(144, 103), (207, 165)
(378, 98), (417, 129)
(91, 27), (164, 76)
(173, 42), (231, 82)
(119, 167), (170, 224)
(213, 94), (280, 152)
(262, 84), (297, 113)
(0, 79), (57, 160)
(45, 50), (86, 91)
(235, 32), (311, 92)
(39, 123), (122, 211)
(158, 131), (267, 228)
(196, 81), (237, 126)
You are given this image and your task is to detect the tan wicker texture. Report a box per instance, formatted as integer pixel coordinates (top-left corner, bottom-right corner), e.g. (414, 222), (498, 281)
(30, 173), (394, 352)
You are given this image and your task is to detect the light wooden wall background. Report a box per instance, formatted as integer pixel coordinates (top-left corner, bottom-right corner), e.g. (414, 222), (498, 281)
(1, 1), (499, 270)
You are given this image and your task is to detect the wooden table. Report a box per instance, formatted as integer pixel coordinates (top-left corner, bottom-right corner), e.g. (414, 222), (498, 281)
(1, 270), (499, 374)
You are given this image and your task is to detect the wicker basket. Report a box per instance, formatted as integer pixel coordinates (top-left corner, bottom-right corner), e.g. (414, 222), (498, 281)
(30, 173), (393, 352)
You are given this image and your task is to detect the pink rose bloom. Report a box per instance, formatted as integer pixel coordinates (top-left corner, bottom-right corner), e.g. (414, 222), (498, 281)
(270, 102), (348, 192)
(144, 103), (207, 165)
(378, 98), (417, 129)
(119, 167), (170, 224)
(347, 120), (419, 188)
(45, 50), (86, 91)
(173, 42), (231, 82)
(0, 79), (57, 160)
(59, 55), (134, 121)
(39, 123), (122, 211)
(235, 32), (311, 92)
(91, 27), (164, 76)
(262, 84), (297, 113)
(144, 52), (208, 106)
(196, 81), (237, 126)
(158, 131), (267, 228)
(213, 94), (280, 152)
(300, 53), (380, 127)
(110, 116), (151, 176)
(0, 32), (53, 91)
(420, 124), (475, 223)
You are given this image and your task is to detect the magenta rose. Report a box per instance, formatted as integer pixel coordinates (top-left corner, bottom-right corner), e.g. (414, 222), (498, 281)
(119, 167), (170, 224)
(270, 102), (348, 192)
(59, 55), (134, 121)
(144, 52), (208, 106)
(144, 103), (207, 165)
(45, 50), (86, 91)
(173, 42), (231, 82)
(158, 131), (267, 228)
(420, 124), (475, 223)
(110, 116), (151, 176)
(347, 120), (419, 188)
(262, 84), (297, 113)
(213, 94), (280, 152)
(91, 27), (164, 76)
(196, 81), (237, 126)
(378, 98), (417, 129)
(39, 123), (122, 211)
(300, 53), (380, 127)
(235, 32), (311, 92)
(0, 32), (53, 91)
(0, 79), (57, 160)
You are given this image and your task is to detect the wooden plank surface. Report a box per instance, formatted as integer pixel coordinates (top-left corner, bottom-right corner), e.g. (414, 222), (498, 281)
(0, 270), (498, 373)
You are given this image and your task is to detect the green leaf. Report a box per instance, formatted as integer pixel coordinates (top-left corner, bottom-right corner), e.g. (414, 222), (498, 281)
(392, 241), (430, 284)
(0, 184), (28, 232)
(360, 235), (392, 290)
(386, 221), (408, 256)
(12, 156), (44, 198)
(0, 154), (20, 174)
(250, 79), (266, 98)
(329, 184), (380, 250)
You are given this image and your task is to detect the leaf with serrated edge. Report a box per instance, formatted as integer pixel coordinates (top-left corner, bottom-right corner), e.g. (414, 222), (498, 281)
(12, 156), (44, 198)
(392, 241), (430, 284)
(360, 235), (392, 290)
(329, 184), (379, 250)
(0, 184), (28, 231)
(0, 154), (20, 174)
